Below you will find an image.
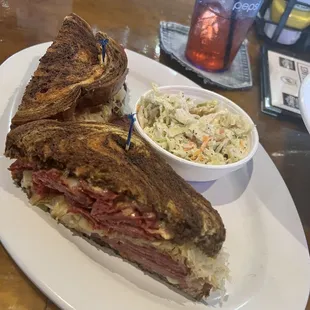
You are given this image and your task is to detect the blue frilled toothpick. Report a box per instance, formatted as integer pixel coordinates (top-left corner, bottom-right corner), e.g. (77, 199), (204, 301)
(99, 38), (109, 61)
(125, 113), (136, 151)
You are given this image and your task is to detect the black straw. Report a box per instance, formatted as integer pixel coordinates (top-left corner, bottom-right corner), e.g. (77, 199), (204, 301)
(223, 0), (238, 69)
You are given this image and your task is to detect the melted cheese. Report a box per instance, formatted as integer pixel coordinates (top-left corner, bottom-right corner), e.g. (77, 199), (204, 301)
(65, 177), (79, 188)
(21, 170), (33, 188)
(45, 195), (104, 236)
(145, 222), (174, 240)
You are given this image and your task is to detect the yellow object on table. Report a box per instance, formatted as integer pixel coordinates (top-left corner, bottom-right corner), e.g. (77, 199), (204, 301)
(271, 0), (310, 29)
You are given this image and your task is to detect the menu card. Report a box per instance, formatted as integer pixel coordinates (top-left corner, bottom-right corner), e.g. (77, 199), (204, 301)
(261, 46), (310, 117)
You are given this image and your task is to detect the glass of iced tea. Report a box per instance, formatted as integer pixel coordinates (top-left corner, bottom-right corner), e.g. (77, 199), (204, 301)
(185, 0), (263, 72)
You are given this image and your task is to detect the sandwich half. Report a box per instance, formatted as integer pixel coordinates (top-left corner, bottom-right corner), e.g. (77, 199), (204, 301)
(5, 120), (228, 300)
(11, 13), (128, 127)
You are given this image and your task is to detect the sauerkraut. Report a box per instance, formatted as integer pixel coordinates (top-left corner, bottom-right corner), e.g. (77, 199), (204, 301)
(75, 85), (127, 122)
(153, 241), (230, 292)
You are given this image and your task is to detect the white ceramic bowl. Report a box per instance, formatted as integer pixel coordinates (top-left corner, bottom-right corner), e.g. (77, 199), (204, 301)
(299, 75), (310, 133)
(134, 86), (259, 182)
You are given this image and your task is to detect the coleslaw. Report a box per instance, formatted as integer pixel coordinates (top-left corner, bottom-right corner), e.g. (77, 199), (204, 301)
(137, 85), (253, 165)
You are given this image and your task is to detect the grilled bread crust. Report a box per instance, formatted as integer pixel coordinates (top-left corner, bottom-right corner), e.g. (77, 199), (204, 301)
(11, 13), (128, 126)
(5, 120), (225, 256)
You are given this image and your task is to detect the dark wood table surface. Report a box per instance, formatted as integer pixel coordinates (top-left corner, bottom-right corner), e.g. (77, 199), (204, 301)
(0, 0), (309, 309)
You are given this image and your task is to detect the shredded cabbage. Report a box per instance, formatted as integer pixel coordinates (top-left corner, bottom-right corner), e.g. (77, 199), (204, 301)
(137, 85), (253, 165)
(153, 241), (230, 292)
(75, 85), (127, 122)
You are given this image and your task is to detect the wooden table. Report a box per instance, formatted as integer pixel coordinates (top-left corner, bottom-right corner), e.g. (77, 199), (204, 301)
(0, 0), (309, 309)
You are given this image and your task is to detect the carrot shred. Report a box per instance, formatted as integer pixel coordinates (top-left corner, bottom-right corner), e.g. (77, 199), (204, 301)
(198, 154), (204, 162)
(200, 135), (209, 151)
(191, 149), (201, 160)
(183, 141), (196, 151)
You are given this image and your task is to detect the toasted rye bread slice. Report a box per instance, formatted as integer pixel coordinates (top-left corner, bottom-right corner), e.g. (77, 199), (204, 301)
(11, 13), (128, 127)
(5, 120), (225, 256)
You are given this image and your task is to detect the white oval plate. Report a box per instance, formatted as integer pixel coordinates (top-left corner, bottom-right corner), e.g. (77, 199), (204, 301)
(0, 43), (309, 310)
(299, 75), (310, 133)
